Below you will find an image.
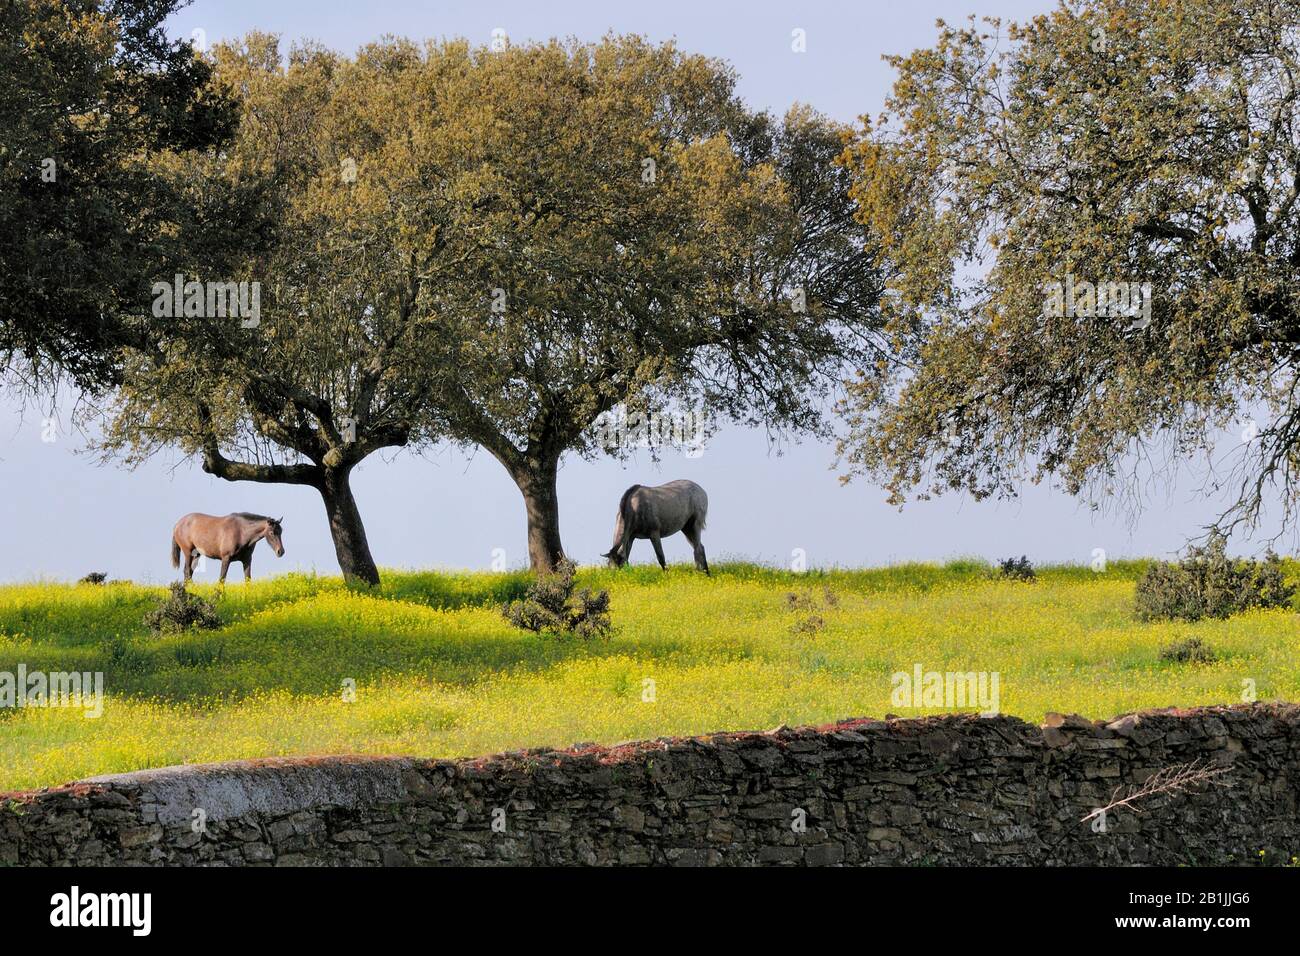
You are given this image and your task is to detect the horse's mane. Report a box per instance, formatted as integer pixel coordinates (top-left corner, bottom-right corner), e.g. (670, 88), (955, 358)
(233, 512), (271, 522)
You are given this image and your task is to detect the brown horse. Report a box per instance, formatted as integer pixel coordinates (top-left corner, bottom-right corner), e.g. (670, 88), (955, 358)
(171, 513), (284, 584)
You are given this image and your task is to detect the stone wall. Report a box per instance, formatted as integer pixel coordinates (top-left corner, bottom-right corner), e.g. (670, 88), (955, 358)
(2, 703), (1297, 866)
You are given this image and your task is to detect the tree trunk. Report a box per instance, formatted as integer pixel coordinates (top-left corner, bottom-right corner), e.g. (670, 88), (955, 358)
(510, 455), (566, 573)
(319, 466), (381, 585)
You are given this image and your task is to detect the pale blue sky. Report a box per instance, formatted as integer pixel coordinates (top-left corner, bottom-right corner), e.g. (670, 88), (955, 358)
(0, 0), (1285, 582)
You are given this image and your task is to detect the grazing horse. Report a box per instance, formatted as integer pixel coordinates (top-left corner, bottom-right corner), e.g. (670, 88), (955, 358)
(602, 480), (709, 573)
(171, 513), (284, 584)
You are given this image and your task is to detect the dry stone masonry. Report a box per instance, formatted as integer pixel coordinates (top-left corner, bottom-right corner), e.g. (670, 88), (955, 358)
(2, 703), (1297, 866)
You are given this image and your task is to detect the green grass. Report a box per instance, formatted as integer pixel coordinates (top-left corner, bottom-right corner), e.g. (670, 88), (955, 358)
(1, 559), (1297, 792)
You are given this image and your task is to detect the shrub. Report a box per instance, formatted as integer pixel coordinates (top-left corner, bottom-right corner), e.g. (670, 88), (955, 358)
(785, 587), (838, 633)
(143, 583), (221, 634)
(785, 591), (815, 611)
(785, 587), (840, 611)
(78, 572), (108, 585)
(1135, 534), (1296, 622)
(502, 560), (611, 639)
(789, 614), (825, 636)
(999, 556), (1036, 582)
(1158, 637), (1217, 664)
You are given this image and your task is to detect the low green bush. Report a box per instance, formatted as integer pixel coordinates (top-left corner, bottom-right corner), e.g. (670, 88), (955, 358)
(998, 556), (1036, 582)
(1158, 636), (1217, 664)
(1135, 534), (1295, 622)
(502, 560), (611, 639)
(789, 614), (826, 636)
(143, 583), (221, 634)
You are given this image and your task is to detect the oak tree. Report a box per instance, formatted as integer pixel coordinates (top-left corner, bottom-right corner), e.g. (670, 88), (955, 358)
(100, 36), (440, 585)
(403, 36), (888, 569)
(839, 0), (1300, 534)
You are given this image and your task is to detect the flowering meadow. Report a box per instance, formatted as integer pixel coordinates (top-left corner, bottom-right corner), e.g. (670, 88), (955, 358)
(1, 560), (1296, 792)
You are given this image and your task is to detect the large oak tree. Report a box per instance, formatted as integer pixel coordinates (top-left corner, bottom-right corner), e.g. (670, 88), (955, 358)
(838, 0), (1300, 534)
(99, 35), (442, 585)
(400, 36), (888, 570)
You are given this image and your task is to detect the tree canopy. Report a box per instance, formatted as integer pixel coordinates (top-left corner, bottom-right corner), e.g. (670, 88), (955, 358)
(0, 0), (234, 390)
(397, 35), (888, 569)
(838, 0), (1300, 534)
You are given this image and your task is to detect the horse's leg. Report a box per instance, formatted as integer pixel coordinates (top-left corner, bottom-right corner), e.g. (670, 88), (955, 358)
(218, 556), (231, 586)
(619, 528), (635, 565)
(183, 548), (194, 583)
(649, 533), (667, 570)
(683, 518), (709, 575)
(242, 554), (252, 583)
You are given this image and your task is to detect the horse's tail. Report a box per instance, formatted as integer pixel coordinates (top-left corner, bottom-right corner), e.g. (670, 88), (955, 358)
(618, 485), (642, 526)
(694, 492), (708, 531)
(171, 539), (181, 569)
(612, 485), (643, 542)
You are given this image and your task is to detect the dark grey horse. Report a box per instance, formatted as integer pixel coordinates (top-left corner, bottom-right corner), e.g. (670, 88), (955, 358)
(171, 512), (284, 584)
(603, 480), (709, 573)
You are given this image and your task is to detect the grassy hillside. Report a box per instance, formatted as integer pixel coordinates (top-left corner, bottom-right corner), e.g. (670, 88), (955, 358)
(1, 560), (1298, 792)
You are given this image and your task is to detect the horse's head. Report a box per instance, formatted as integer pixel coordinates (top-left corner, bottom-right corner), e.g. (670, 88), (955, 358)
(265, 517), (285, 557)
(602, 547), (626, 569)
